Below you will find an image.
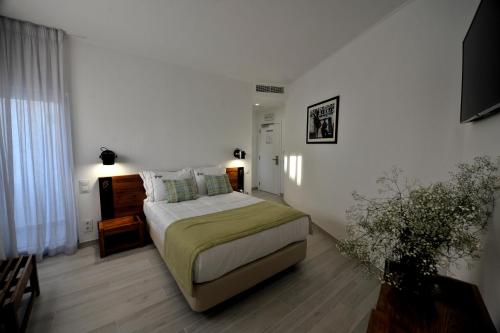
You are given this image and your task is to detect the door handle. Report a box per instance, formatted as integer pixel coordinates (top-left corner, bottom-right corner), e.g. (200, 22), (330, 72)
(272, 155), (279, 165)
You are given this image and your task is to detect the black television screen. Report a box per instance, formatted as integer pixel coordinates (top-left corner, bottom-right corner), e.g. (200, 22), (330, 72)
(461, 0), (500, 123)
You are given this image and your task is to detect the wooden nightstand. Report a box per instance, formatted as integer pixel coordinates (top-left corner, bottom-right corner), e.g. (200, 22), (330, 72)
(98, 215), (145, 257)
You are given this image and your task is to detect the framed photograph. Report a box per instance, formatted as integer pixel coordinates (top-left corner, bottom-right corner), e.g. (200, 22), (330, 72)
(306, 96), (339, 144)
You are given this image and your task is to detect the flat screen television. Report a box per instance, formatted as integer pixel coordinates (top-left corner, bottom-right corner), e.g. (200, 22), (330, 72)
(461, 0), (500, 123)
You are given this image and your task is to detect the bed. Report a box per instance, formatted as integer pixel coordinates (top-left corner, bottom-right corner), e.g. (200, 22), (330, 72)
(98, 171), (309, 311)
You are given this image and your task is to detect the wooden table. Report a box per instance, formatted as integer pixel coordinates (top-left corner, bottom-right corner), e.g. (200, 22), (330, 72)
(0, 255), (40, 333)
(367, 275), (496, 333)
(98, 215), (145, 257)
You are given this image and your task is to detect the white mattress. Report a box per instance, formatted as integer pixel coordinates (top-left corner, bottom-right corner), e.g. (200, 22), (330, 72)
(144, 192), (309, 283)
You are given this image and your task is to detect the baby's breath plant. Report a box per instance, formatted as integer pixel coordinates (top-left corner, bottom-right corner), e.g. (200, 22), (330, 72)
(338, 156), (499, 293)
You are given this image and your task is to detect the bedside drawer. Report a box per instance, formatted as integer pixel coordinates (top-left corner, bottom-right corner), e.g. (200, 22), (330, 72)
(98, 215), (145, 257)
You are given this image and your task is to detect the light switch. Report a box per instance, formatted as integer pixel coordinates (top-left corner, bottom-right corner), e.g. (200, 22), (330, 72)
(79, 179), (90, 194)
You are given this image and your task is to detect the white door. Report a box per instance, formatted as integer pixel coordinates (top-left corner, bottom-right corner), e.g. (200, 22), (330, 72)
(258, 123), (281, 194)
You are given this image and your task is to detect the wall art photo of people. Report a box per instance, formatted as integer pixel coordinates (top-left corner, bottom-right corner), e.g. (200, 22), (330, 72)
(306, 96), (339, 144)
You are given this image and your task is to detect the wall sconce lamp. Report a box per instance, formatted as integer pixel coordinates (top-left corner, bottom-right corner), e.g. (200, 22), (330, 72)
(99, 147), (117, 165)
(233, 148), (246, 159)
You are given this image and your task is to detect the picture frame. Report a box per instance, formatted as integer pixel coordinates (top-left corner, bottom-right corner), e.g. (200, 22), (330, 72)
(306, 96), (339, 144)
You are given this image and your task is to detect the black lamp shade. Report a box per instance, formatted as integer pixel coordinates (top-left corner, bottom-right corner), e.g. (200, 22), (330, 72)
(99, 147), (117, 165)
(233, 148), (246, 159)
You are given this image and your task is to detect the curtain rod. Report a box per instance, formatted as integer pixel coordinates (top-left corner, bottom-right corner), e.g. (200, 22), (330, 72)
(0, 15), (87, 39)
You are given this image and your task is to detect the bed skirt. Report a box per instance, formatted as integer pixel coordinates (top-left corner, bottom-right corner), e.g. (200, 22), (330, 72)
(181, 240), (307, 311)
(150, 224), (307, 311)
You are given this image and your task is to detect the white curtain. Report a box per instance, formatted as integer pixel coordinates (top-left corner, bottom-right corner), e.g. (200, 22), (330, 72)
(0, 16), (78, 260)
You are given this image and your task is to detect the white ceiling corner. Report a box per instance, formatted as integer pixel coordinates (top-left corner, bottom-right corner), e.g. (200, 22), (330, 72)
(0, 0), (409, 84)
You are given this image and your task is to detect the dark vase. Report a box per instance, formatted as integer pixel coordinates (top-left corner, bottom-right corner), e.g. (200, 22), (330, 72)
(384, 259), (442, 320)
(384, 260), (437, 298)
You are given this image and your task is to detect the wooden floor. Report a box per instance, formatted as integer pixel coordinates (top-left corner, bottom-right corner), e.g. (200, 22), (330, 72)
(27, 192), (379, 333)
(250, 190), (285, 203)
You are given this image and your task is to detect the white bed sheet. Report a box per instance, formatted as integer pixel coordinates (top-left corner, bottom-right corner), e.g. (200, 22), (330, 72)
(144, 192), (309, 283)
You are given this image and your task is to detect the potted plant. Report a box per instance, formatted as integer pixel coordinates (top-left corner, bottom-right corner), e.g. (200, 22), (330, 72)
(338, 156), (499, 296)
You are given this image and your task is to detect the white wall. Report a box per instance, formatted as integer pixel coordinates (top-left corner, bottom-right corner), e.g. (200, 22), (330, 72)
(252, 107), (285, 193)
(283, 0), (500, 327)
(252, 108), (259, 188)
(68, 39), (253, 242)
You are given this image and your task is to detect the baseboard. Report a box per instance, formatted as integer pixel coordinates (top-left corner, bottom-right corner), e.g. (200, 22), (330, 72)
(310, 222), (339, 243)
(78, 239), (97, 249)
(280, 198), (339, 243)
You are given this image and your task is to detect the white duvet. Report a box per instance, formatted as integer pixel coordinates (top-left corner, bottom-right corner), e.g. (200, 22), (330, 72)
(144, 192), (309, 283)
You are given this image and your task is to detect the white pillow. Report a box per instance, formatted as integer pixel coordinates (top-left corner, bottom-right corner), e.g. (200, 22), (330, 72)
(193, 166), (226, 195)
(139, 171), (155, 202)
(140, 168), (195, 202)
(152, 168), (195, 202)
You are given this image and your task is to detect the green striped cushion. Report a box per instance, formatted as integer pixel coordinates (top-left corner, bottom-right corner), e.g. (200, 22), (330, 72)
(205, 174), (234, 196)
(163, 178), (198, 203)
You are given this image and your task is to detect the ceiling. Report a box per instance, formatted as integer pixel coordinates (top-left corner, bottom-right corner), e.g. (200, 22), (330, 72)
(0, 0), (409, 84)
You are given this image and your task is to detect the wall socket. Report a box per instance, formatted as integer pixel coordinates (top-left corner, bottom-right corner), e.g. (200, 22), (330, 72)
(84, 220), (94, 233)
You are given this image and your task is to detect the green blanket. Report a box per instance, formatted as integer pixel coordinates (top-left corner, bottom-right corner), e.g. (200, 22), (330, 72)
(163, 201), (309, 295)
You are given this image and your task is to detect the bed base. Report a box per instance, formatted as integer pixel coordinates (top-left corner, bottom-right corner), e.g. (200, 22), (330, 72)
(150, 227), (306, 312)
(183, 240), (306, 311)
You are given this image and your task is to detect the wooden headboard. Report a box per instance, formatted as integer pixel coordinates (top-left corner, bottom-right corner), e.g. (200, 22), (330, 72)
(98, 168), (244, 220)
(99, 175), (146, 220)
(225, 167), (244, 193)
